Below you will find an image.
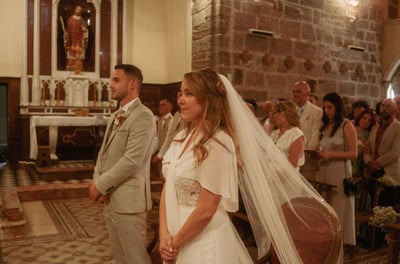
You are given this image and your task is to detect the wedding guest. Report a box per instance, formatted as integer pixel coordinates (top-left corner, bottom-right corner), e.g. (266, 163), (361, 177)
(89, 64), (155, 264)
(260, 100), (273, 126)
(152, 92), (184, 177)
(352, 110), (376, 178)
(264, 109), (277, 135)
(292, 81), (322, 181)
(349, 100), (370, 121)
(243, 98), (258, 115)
(317, 92), (358, 248)
(309, 94), (318, 106)
(364, 98), (400, 206)
(155, 98), (173, 151)
(152, 98), (173, 178)
(364, 98), (400, 249)
(270, 101), (305, 170)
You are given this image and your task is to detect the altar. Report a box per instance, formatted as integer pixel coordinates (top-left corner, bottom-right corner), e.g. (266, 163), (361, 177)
(29, 116), (109, 160)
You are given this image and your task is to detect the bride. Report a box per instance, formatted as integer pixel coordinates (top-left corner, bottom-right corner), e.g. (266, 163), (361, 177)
(158, 68), (340, 263)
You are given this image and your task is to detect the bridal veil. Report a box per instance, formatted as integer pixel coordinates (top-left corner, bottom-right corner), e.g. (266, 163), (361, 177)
(219, 74), (341, 263)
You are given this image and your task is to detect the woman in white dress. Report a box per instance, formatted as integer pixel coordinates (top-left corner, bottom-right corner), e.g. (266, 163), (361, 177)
(270, 101), (305, 171)
(158, 69), (252, 263)
(159, 68), (341, 264)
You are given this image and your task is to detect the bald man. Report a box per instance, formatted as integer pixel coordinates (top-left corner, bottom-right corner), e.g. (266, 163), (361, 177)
(292, 81), (322, 181)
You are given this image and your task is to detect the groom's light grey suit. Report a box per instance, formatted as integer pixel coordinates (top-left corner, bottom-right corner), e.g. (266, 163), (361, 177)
(93, 98), (156, 264)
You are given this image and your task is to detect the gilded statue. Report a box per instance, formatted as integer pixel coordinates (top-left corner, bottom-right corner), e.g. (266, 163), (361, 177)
(61, 5), (88, 74)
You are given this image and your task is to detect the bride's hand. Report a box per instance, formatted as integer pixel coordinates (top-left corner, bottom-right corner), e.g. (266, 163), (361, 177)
(159, 233), (179, 263)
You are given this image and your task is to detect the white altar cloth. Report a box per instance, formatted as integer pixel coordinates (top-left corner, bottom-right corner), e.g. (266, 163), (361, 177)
(30, 116), (108, 160)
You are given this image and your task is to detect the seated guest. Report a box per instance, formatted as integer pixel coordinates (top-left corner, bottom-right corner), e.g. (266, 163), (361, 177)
(270, 101), (305, 170)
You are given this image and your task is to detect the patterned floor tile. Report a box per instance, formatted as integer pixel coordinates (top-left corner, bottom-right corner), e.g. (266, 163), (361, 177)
(0, 163), (388, 263)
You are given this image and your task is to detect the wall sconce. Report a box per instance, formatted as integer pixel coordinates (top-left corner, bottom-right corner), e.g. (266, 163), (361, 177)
(345, 0), (359, 22)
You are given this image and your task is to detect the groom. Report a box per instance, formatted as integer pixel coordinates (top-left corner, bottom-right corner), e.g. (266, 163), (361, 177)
(89, 64), (156, 264)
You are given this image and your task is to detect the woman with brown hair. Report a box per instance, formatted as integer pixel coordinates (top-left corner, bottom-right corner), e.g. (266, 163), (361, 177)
(158, 68), (253, 263)
(159, 68), (340, 264)
(353, 109), (376, 177)
(317, 92), (358, 249)
(270, 101), (305, 170)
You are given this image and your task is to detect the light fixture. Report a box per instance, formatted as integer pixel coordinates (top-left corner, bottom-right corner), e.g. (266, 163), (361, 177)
(345, 0), (359, 7)
(345, 0), (359, 22)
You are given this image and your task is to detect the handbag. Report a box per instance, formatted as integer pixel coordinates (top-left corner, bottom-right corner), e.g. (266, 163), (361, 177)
(341, 120), (360, 196)
(343, 177), (360, 195)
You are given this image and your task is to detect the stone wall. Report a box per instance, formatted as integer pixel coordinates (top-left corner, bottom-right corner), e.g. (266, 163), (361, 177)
(192, 0), (386, 114)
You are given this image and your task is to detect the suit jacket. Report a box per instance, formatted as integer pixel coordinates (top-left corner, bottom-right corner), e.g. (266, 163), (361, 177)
(364, 119), (400, 185)
(156, 113), (173, 150)
(299, 101), (322, 151)
(157, 111), (184, 159)
(93, 98), (156, 213)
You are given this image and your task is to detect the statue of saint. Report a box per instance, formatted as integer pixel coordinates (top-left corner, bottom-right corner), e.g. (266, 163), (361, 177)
(63, 5), (88, 74)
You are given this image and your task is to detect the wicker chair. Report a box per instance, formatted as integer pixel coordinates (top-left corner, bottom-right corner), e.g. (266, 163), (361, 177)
(269, 196), (342, 264)
(231, 196), (342, 264)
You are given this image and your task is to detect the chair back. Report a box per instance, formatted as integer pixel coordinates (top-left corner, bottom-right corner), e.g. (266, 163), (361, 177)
(271, 196), (342, 264)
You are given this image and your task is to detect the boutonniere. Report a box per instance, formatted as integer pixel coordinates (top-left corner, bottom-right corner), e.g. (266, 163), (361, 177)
(114, 112), (127, 127)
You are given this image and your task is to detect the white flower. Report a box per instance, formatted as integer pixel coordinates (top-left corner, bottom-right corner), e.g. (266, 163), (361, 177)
(369, 206), (398, 232)
(377, 175), (394, 186)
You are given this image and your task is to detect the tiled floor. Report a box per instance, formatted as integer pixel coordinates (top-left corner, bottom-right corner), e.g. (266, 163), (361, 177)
(0, 163), (116, 263)
(0, 162), (389, 264)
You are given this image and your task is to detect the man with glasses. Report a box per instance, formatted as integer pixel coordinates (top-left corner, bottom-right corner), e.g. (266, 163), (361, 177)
(364, 98), (400, 201)
(364, 98), (400, 249)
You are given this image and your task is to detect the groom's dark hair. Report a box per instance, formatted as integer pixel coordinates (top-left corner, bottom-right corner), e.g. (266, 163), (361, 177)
(114, 64), (143, 85)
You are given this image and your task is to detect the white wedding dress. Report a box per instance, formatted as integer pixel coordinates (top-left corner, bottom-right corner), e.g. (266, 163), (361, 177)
(162, 130), (253, 263)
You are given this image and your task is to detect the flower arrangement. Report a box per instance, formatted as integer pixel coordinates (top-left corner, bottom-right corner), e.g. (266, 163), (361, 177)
(114, 111), (127, 127)
(369, 206), (399, 232)
(377, 175), (394, 187)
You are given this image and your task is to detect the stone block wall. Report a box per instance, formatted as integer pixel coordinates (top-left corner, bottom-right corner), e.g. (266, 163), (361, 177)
(192, 0), (386, 114)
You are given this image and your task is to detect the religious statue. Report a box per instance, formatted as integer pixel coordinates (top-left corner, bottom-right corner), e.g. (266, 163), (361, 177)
(60, 5), (88, 74)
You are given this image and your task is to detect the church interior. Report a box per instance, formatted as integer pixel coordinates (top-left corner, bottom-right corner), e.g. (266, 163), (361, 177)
(1, 0), (400, 263)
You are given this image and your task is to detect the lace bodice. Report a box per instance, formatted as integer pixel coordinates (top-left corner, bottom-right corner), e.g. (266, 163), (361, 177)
(174, 177), (201, 206)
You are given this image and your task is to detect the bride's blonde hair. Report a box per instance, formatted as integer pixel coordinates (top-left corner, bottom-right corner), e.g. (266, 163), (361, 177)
(182, 68), (240, 165)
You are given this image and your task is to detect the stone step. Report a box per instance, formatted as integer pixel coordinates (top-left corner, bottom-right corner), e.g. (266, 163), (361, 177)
(1, 188), (24, 222)
(34, 160), (95, 182)
(0, 188), (27, 238)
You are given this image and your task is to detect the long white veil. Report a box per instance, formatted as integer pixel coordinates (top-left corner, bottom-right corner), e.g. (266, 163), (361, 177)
(219, 74), (339, 263)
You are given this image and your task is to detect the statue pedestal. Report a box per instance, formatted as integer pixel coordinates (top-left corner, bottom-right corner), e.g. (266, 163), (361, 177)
(65, 75), (89, 106)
